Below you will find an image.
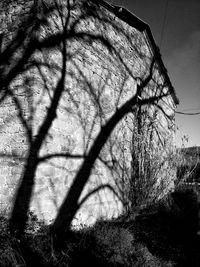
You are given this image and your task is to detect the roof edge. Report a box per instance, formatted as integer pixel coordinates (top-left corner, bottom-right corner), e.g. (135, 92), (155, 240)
(92, 0), (179, 105)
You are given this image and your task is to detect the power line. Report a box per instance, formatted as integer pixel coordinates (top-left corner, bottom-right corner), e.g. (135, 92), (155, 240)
(160, 0), (169, 49)
(176, 111), (200, 115)
(178, 108), (200, 112)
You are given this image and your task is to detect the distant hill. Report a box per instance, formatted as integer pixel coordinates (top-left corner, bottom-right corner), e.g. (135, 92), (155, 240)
(177, 146), (200, 184)
(179, 146), (200, 159)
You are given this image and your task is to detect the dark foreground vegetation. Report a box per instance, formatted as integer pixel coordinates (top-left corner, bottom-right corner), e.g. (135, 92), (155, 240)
(1, 185), (200, 267)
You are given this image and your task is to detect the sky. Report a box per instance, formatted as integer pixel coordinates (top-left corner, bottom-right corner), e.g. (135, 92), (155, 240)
(109, 0), (200, 147)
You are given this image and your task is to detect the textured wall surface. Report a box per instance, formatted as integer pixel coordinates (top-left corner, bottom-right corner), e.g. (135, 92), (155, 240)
(0, 0), (34, 210)
(0, 0), (176, 225)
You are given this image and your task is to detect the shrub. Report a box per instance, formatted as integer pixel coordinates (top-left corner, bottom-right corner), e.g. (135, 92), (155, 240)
(0, 213), (26, 267)
(93, 221), (134, 266)
(89, 219), (175, 266)
(131, 184), (200, 265)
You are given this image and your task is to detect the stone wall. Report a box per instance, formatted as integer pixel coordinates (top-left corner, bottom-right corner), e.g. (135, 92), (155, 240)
(0, 0), (176, 225)
(0, 0), (35, 210)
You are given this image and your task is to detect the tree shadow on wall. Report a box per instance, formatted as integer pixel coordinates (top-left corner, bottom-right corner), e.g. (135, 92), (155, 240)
(0, 1), (174, 263)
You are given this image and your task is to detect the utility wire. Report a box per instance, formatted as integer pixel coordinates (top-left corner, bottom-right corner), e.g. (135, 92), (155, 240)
(178, 108), (200, 112)
(176, 111), (200, 115)
(160, 0), (169, 49)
